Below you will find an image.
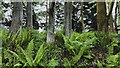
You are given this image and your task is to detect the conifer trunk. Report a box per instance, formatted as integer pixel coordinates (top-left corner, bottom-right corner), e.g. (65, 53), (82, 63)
(27, 2), (33, 29)
(47, 2), (55, 42)
(10, 2), (23, 32)
(97, 2), (108, 32)
(64, 2), (72, 38)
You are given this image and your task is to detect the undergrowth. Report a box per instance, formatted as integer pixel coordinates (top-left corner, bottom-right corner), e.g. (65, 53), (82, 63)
(0, 29), (120, 67)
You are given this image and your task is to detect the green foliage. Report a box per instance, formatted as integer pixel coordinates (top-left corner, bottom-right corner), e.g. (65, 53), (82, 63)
(1, 29), (120, 67)
(63, 58), (71, 68)
(63, 31), (119, 67)
(94, 32), (119, 68)
(63, 32), (96, 67)
(96, 60), (103, 68)
(1, 29), (46, 67)
(106, 53), (119, 68)
(8, 40), (45, 67)
(0, 29), (7, 46)
(48, 58), (59, 67)
(33, 42), (44, 64)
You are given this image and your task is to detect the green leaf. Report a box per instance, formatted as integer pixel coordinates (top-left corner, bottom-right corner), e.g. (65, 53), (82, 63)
(8, 50), (26, 63)
(96, 60), (103, 68)
(12, 28), (21, 42)
(14, 63), (22, 67)
(26, 39), (34, 62)
(48, 58), (58, 67)
(112, 43), (118, 46)
(33, 43), (44, 64)
(63, 58), (71, 68)
(70, 46), (86, 65)
(62, 34), (73, 52)
(18, 45), (33, 66)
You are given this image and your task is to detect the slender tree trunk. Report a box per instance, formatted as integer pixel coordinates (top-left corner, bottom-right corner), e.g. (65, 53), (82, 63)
(114, 2), (118, 33)
(97, 2), (108, 32)
(46, 2), (55, 42)
(10, 2), (23, 32)
(64, 2), (72, 38)
(26, 2), (33, 29)
(0, 1), (2, 30)
(81, 2), (85, 32)
(107, 1), (115, 32)
(0, 2), (2, 66)
(110, 14), (115, 32)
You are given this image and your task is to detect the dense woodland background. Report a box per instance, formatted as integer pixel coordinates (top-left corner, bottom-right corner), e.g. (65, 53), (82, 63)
(0, 0), (120, 67)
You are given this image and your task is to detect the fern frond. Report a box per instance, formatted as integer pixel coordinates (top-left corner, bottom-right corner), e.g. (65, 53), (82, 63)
(70, 46), (85, 65)
(26, 39), (34, 61)
(18, 44), (33, 66)
(33, 43), (44, 64)
(48, 58), (58, 67)
(63, 58), (71, 68)
(8, 50), (26, 63)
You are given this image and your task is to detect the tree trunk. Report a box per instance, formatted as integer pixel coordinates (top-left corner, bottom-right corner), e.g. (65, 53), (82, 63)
(46, 2), (55, 42)
(114, 2), (118, 33)
(81, 2), (85, 32)
(109, 14), (115, 32)
(107, 2), (115, 32)
(64, 2), (72, 38)
(97, 2), (108, 32)
(0, 1), (2, 30)
(26, 2), (33, 29)
(0, 2), (2, 66)
(10, 2), (23, 32)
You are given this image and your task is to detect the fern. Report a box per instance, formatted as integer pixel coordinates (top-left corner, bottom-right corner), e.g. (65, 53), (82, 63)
(96, 60), (103, 68)
(17, 44), (33, 66)
(106, 53), (119, 68)
(62, 34), (74, 53)
(12, 27), (21, 42)
(8, 49), (26, 63)
(70, 46), (85, 65)
(9, 41), (45, 66)
(63, 58), (71, 68)
(33, 43), (45, 64)
(26, 39), (34, 62)
(62, 32), (96, 66)
(1, 29), (7, 45)
(48, 58), (58, 67)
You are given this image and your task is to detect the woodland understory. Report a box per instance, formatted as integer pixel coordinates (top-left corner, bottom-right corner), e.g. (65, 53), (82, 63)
(0, 0), (120, 68)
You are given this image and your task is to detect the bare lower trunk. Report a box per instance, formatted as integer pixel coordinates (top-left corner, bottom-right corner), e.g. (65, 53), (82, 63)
(97, 2), (108, 32)
(47, 2), (55, 42)
(27, 2), (33, 29)
(10, 2), (23, 32)
(109, 14), (115, 32)
(64, 2), (72, 38)
(81, 2), (85, 32)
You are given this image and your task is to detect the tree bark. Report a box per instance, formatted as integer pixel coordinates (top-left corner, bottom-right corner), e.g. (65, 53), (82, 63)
(109, 13), (115, 32)
(0, 1), (2, 30)
(97, 2), (108, 32)
(114, 2), (118, 33)
(81, 2), (85, 32)
(46, 2), (55, 42)
(64, 2), (72, 38)
(26, 2), (33, 29)
(107, 2), (115, 32)
(10, 2), (23, 32)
